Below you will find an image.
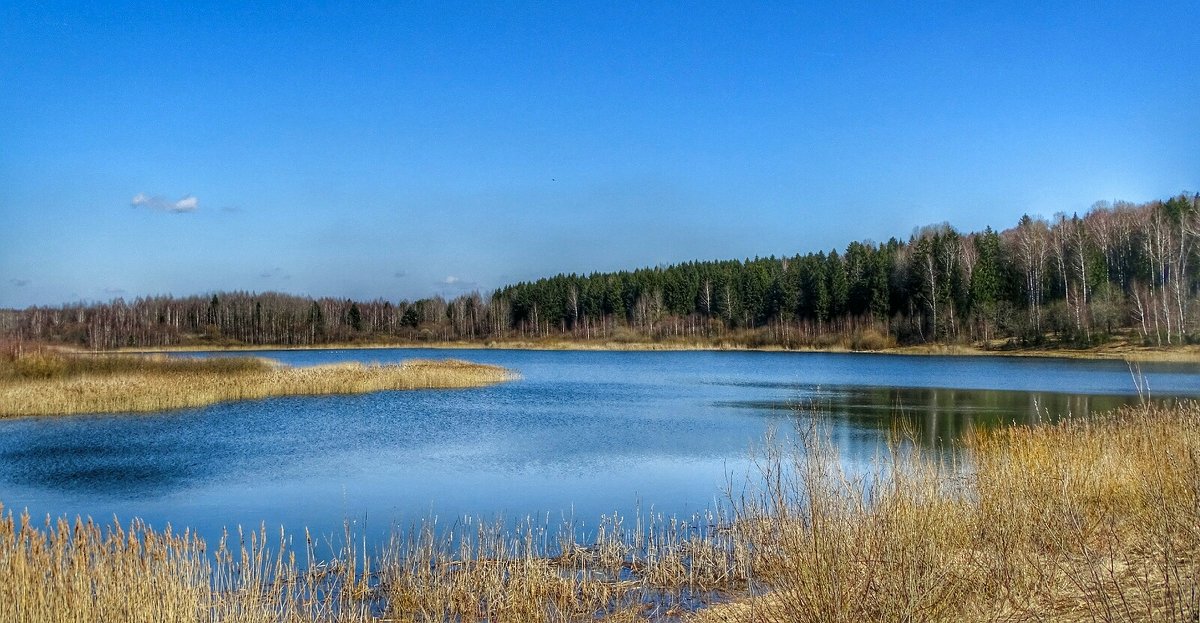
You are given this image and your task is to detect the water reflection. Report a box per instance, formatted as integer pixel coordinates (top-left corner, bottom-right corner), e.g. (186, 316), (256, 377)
(720, 385), (1144, 448)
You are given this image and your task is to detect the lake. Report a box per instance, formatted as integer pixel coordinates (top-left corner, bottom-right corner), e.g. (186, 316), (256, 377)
(0, 349), (1196, 550)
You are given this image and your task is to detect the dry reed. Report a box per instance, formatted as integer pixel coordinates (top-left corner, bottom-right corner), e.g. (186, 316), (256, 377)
(0, 346), (516, 417)
(694, 403), (1200, 622)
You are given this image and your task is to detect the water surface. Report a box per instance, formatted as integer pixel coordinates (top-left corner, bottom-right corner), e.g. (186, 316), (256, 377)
(0, 349), (1195, 547)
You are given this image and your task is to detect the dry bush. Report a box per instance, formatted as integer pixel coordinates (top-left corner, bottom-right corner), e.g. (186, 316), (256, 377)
(848, 328), (895, 351)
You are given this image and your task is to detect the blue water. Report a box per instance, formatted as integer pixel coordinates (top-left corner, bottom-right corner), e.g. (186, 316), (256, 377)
(0, 349), (1196, 548)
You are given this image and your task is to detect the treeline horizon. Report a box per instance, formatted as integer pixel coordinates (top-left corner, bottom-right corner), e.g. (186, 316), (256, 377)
(5, 192), (1199, 350)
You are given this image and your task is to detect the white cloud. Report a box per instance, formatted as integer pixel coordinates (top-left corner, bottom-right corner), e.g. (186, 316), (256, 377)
(173, 195), (198, 211)
(437, 275), (479, 292)
(131, 193), (199, 213)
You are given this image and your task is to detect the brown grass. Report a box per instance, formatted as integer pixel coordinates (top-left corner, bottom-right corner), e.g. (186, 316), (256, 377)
(0, 504), (747, 622)
(0, 345), (516, 417)
(0, 510), (372, 622)
(693, 403), (1200, 622)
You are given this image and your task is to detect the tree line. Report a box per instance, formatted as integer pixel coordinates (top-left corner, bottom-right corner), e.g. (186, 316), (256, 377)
(7, 193), (1199, 350)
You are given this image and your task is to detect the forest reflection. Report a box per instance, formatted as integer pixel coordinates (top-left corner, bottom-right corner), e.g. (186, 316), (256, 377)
(721, 385), (1144, 449)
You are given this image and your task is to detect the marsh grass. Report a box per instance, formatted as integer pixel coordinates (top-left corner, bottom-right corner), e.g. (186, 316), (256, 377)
(0, 343), (516, 417)
(0, 508), (372, 623)
(696, 403), (1200, 622)
(0, 503), (750, 623)
(0, 342), (269, 381)
(1, 397), (1196, 621)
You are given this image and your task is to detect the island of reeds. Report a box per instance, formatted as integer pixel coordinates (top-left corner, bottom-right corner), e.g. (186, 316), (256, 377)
(2, 401), (1197, 621)
(0, 344), (515, 417)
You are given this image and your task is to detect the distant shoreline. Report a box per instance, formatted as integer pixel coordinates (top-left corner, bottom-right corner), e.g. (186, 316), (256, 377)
(101, 339), (1200, 363)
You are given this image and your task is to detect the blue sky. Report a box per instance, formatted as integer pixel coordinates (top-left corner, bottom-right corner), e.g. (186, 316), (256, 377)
(1, 2), (1196, 308)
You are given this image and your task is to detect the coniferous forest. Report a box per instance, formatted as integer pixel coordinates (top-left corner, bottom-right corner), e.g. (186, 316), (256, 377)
(5, 194), (1199, 350)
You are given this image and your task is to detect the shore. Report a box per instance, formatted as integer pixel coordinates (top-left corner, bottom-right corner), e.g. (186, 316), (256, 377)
(0, 351), (516, 417)
(108, 336), (1200, 363)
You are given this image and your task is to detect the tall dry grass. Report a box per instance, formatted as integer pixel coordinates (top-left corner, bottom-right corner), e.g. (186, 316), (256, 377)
(1, 397), (1196, 621)
(0, 507), (376, 623)
(0, 344), (515, 417)
(0, 503), (753, 622)
(696, 403), (1200, 623)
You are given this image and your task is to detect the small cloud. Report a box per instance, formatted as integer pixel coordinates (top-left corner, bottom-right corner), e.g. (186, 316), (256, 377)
(131, 193), (198, 213)
(437, 275), (478, 292)
(9, 278), (30, 287)
(393, 271), (407, 279)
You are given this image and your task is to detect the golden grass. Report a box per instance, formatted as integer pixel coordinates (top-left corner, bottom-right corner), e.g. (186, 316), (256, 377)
(0, 504), (745, 622)
(0, 346), (516, 417)
(0, 510), (369, 623)
(693, 403), (1200, 623)
(1, 399), (1197, 621)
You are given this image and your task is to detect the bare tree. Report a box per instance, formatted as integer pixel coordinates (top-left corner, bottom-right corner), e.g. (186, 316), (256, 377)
(1010, 215), (1050, 334)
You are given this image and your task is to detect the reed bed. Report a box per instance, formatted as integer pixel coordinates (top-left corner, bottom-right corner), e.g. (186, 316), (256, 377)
(695, 403), (1200, 622)
(0, 508), (372, 623)
(0, 345), (516, 417)
(0, 503), (749, 622)
(1, 400), (1197, 621)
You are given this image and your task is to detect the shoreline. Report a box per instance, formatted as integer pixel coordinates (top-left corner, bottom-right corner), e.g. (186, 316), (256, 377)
(101, 339), (1200, 363)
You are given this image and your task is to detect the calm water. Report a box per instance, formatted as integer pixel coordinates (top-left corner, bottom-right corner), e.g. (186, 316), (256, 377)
(0, 349), (1196, 547)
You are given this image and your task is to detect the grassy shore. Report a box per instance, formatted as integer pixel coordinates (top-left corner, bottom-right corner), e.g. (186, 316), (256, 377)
(96, 324), (1200, 362)
(117, 335), (1200, 363)
(0, 346), (516, 417)
(2, 402), (1197, 621)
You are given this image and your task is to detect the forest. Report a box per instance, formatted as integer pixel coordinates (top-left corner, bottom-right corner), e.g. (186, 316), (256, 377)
(6, 193), (1198, 351)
